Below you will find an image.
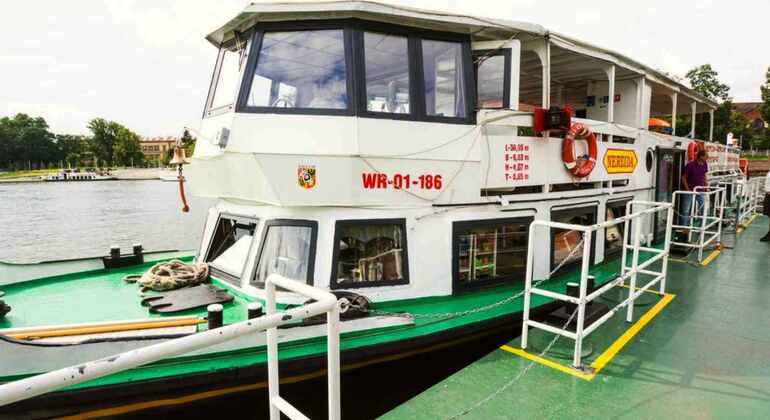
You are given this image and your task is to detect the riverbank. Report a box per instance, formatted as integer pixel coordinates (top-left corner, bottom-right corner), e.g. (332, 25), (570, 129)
(0, 168), (169, 183)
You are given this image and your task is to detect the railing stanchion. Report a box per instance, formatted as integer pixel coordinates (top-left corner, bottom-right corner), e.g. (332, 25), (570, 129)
(627, 213), (643, 323)
(266, 280), (280, 420)
(520, 223), (538, 350)
(327, 301), (341, 420)
(573, 229), (592, 368)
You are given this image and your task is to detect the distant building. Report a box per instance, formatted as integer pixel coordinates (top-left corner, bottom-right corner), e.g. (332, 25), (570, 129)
(139, 136), (177, 162)
(732, 102), (767, 130)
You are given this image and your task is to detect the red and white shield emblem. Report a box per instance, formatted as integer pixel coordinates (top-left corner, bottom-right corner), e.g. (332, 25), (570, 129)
(297, 165), (317, 189)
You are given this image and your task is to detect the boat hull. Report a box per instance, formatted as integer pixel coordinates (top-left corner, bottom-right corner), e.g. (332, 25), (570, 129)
(0, 302), (558, 419)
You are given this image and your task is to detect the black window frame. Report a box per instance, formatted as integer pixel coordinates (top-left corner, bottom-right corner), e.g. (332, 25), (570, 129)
(204, 33), (252, 118)
(550, 203), (599, 275)
(203, 212), (259, 286)
(473, 49), (511, 110)
(251, 219), (319, 288)
(230, 19), (476, 125)
(330, 218), (410, 290)
(237, 20), (356, 117)
(452, 216), (533, 293)
(604, 197), (632, 258)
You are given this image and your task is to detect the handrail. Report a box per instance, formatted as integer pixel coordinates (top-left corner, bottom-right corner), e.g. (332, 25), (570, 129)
(0, 275), (342, 420)
(521, 200), (674, 368)
(671, 187), (725, 262)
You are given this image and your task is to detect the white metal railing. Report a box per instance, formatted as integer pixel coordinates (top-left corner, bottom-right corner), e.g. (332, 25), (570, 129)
(670, 187), (725, 262)
(521, 200), (674, 368)
(0, 275), (342, 420)
(735, 177), (764, 226)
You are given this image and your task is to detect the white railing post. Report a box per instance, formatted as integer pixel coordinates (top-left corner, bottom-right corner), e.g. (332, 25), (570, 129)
(327, 301), (341, 420)
(520, 222), (538, 350)
(660, 205), (674, 293)
(573, 229), (592, 368)
(627, 214), (643, 323)
(265, 280), (280, 420)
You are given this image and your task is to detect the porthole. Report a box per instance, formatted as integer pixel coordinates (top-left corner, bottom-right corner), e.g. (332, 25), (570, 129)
(645, 149), (654, 172)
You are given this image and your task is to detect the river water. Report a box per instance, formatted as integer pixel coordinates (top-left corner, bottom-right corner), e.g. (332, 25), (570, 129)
(0, 180), (214, 263)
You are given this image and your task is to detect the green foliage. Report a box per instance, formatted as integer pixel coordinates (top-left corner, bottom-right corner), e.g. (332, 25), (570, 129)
(180, 129), (196, 156)
(0, 114), (59, 169)
(761, 66), (770, 128)
(86, 118), (144, 166)
(686, 64), (730, 101)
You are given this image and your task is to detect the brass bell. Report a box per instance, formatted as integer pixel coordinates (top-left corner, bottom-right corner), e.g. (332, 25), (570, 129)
(169, 146), (189, 166)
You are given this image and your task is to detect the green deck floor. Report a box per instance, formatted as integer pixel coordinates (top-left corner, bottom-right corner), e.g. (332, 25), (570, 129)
(383, 218), (770, 419)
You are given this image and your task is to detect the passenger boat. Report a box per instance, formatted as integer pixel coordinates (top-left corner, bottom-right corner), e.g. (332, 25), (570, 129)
(42, 169), (116, 182)
(0, 1), (748, 418)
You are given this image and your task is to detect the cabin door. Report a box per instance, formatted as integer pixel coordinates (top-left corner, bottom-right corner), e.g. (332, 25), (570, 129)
(653, 147), (685, 243)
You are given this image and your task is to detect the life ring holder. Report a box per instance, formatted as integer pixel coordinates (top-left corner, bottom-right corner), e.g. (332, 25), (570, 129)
(562, 123), (598, 179)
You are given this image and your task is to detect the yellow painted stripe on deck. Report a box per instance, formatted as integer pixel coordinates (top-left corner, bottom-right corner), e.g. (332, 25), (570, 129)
(737, 214), (760, 235)
(499, 345), (594, 381)
(700, 249), (721, 266)
(501, 292), (675, 381)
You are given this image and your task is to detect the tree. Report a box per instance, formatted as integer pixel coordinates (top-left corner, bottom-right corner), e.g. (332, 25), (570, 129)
(87, 118), (144, 166)
(55, 134), (91, 167)
(761, 66), (770, 130)
(180, 129), (196, 156)
(112, 126), (144, 167)
(0, 114), (58, 169)
(686, 64), (730, 101)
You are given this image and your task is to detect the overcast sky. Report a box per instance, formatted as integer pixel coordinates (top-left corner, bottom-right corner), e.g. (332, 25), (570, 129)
(1, 0), (767, 137)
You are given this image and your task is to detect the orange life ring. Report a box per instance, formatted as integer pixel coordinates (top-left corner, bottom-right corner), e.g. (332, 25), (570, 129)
(687, 141), (705, 161)
(562, 123), (597, 178)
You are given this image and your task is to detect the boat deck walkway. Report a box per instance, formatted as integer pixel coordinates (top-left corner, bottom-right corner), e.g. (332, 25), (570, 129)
(384, 218), (770, 419)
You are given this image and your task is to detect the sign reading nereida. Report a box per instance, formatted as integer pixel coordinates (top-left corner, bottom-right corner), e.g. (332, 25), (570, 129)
(603, 149), (637, 174)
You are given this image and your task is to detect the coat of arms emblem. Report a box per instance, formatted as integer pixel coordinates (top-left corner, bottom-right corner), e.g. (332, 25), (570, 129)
(297, 165), (317, 189)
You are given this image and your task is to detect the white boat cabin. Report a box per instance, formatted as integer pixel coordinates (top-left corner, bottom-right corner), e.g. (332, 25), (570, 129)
(188, 1), (740, 304)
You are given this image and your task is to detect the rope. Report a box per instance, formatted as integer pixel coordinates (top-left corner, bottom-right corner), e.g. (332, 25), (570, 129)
(124, 260), (209, 292)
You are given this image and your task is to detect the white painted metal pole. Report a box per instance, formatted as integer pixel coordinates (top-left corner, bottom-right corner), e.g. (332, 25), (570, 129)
(671, 93), (678, 134)
(521, 223), (538, 349)
(709, 109), (715, 141)
(327, 303), (341, 420)
(698, 192), (709, 262)
(627, 218), (643, 323)
(573, 230), (592, 368)
(606, 65), (616, 143)
(691, 102), (697, 138)
(266, 280), (280, 420)
(660, 205), (674, 293)
(543, 40), (551, 109)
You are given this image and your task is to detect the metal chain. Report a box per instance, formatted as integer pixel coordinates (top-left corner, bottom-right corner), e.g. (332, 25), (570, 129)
(446, 306), (580, 419)
(361, 234), (586, 320)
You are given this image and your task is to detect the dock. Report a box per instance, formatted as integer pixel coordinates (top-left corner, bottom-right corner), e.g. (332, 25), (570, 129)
(383, 218), (770, 419)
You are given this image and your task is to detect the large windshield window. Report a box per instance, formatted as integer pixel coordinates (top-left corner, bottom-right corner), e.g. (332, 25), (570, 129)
(210, 47), (244, 110)
(246, 30), (348, 109)
(205, 215), (257, 284)
(253, 221), (316, 286)
(422, 40), (466, 118)
(363, 32), (410, 114)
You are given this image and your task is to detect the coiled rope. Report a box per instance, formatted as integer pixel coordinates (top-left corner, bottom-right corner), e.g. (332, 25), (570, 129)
(124, 260), (209, 292)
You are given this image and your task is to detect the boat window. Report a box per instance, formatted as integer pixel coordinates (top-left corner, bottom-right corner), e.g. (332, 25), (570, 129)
(422, 40), (466, 118)
(253, 220), (317, 286)
(363, 32), (410, 114)
(204, 215), (258, 284)
(331, 219), (408, 289)
(605, 200), (631, 257)
(475, 54), (507, 109)
(453, 218), (531, 291)
(209, 47), (245, 112)
(551, 206), (597, 274)
(246, 30), (348, 110)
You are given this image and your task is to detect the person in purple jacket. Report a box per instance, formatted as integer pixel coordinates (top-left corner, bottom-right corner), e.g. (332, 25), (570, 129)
(679, 150), (709, 228)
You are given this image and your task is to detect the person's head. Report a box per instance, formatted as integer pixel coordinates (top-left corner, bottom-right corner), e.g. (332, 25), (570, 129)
(696, 150), (707, 163)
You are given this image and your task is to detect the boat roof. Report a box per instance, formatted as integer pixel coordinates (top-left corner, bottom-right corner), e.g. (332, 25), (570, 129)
(206, 0), (717, 109)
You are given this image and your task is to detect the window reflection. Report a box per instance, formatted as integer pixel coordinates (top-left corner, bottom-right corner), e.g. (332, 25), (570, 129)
(477, 55), (505, 109)
(247, 30), (348, 109)
(254, 225), (313, 285)
(456, 221), (528, 285)
(422, 40), (466, 118)
(211, 48), (244, 110)
(334, 222), (406, 286)
(364, 32), (410, 114)
(552, 207), (596, 271)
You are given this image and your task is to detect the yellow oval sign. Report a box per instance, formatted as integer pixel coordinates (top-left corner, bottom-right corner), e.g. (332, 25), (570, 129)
(603, 149), (637, 174)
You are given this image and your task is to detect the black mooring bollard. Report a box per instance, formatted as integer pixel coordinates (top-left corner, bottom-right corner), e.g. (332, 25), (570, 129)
(248, 302), (263, 319)
(207, 304), (223, 329)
